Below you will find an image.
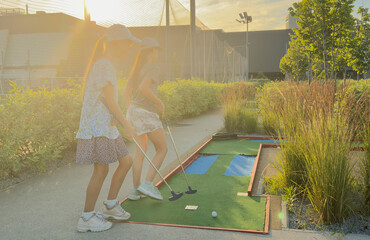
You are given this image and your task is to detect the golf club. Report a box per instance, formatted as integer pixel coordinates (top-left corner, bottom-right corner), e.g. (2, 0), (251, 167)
(132, 138), (183, 201)
(99, 97), (183, 201)
(164, 117), (197, 194)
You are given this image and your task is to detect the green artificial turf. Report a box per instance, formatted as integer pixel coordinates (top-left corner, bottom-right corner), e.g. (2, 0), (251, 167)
(121, 155), (267, 232)
(200, 139), (363, 156)
(200, 139), (270, 155)
(351, 141), (365, 148)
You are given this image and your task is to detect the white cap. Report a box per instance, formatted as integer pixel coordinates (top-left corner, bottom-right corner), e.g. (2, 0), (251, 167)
(105, 24), (141, 43)
(140, 37), (161, 50)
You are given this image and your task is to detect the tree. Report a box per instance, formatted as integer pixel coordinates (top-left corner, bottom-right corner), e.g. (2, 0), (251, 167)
(282, 0), (356, 82)
(288, 0), (321, 81)
(335, 47), (351, 80)
(349, 7), (370, 79)
(327, 0), (355, 81)
(280, 36), (308, 81)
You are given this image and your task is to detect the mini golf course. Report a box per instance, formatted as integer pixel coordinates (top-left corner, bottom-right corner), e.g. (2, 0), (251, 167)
(120, 138), (275, 234)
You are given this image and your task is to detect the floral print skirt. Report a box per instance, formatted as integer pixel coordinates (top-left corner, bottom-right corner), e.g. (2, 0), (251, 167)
(76, 136), (129, 165)
(126, 105), (163, 136)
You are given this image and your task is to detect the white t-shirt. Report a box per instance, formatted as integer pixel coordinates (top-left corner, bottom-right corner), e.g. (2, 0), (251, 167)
(76, 58), (119, 139)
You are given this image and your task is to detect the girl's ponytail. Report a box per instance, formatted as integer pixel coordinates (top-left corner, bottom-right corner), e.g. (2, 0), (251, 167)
(128, 48), (153, 89)
(82, 36), (107, 100)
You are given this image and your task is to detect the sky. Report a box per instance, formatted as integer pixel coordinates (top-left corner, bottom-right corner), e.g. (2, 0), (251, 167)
(1, 0), (369, 32)
(180, 0), (369, 31)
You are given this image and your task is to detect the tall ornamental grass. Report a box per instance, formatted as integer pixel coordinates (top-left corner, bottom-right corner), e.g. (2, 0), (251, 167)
(223, 103), (258, 133)
(221, 82), (258, 133)
(257, 81), (290, 135)
(259, 80), (370, 224)
(300, 115), (353, 224)
(361, 125), (370, 213)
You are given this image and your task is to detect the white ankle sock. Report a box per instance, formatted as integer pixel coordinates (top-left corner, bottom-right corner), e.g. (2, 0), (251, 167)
(82, 211), (94, 220)
(105, 199), (118, 208)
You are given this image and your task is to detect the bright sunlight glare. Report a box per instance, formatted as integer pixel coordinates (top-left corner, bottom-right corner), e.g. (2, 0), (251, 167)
(85, 0), (123, 22)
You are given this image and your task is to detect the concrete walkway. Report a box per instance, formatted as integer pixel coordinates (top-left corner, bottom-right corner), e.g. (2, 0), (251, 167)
(0, 109), (368, 240)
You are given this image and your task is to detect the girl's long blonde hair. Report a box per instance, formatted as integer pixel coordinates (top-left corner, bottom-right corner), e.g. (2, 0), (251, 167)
(82, 36), (107, 99)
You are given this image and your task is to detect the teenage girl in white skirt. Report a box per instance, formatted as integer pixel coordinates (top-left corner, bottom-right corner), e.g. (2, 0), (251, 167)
(124, 37), (167, 201)
(75, 25), (140, 232)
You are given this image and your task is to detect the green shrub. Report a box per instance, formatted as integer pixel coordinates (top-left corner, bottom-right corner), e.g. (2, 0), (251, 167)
(254, 72), (268, 79)
(0, 80), (81, 179)
(0, 78), (225, 179)
(158, 78), (224, 121)
(248, 78), (271, 87)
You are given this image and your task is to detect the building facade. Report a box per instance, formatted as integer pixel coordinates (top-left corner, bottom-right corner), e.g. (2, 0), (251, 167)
(0, 12), (104, 90)
(0, 10), (293, 92)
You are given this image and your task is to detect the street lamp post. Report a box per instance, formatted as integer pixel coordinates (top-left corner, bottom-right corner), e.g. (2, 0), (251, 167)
(237, 12), (252, 81)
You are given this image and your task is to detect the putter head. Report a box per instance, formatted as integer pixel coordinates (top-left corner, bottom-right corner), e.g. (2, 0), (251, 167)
(169, 191), (183, 201)
(185, 186), (197, 194)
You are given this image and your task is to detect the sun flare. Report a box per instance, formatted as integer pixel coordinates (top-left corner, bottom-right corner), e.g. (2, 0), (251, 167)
(85, 0), (123, 22)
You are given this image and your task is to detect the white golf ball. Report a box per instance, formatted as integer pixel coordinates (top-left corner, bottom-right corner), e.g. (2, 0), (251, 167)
(212, 211), (217, 217)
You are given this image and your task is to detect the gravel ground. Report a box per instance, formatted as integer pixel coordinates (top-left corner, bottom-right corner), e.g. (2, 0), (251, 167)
(289, 199), (370, 235)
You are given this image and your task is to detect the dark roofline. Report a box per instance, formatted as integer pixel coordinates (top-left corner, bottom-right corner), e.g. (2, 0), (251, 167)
(128, 25), (208, 32)
(129, 25), (191, 29)
(0, 12), (79, 20)
(224, 28), (292, 34)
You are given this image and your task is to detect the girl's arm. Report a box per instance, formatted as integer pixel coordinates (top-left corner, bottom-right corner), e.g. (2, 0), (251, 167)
(123, 81), (132, 108)
(103, 82), (134, 138)
(139, 76), (164, 117)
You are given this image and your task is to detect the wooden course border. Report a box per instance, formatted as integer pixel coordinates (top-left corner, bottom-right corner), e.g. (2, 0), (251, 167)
(248, 144), (263, 196)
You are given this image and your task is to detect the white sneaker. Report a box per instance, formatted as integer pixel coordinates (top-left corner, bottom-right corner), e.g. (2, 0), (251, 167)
(77, 212), (112, 233)
(137, 182), (163, 200)
(128, 187), (147, 201)
(102, 201), (131, 220)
